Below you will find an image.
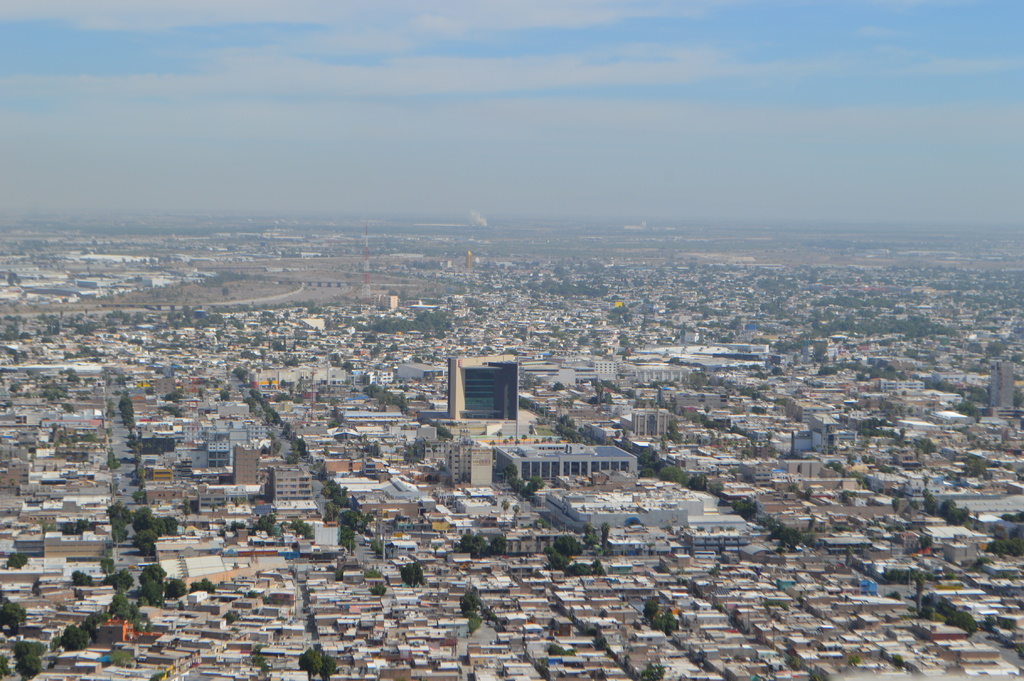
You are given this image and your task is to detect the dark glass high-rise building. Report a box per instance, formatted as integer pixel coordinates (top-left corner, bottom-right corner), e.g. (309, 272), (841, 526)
(447, 355), (519, 421)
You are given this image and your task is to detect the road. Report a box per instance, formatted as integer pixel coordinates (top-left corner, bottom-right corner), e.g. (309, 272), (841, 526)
(207, 284), (307, 307)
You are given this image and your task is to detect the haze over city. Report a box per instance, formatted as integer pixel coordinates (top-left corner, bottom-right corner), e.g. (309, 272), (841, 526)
(2, 4), (1024, 681)
(0, 0), (1021, 223)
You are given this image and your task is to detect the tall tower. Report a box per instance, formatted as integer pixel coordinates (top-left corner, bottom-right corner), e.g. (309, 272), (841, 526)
(466, 250), (473, 269)
(360, 223), (371, 301)
(989, 360), (1015, 409)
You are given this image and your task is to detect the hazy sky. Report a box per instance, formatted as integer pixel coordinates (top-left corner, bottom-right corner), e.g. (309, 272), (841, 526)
(0, 0), (1021, 223)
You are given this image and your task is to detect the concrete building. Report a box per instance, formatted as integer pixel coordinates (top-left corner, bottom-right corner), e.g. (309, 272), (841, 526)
(990, 360), (1015, 409)
(447, 354), (518, 421)
(444, 440), (493, 486)
(493, 442), (636, 481)
(544, 486), (725, 530)
(625, 408), (671, 438)
(232, 445), (261, 486)
(268, 466), (313, 502)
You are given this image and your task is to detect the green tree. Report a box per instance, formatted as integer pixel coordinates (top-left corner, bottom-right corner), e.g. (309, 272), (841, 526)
(189, 578), (217, 594)
(164, 578), (188, 600)
(72, 570), (95, 587)
(0, 601), (27, 635)
(400, 561), (425, 587)
(139, 578), (165, 607)
(14, 652), (41, 679)
(109, 650), (133, 667)
(551, 535), (583, 557)
(488, 534), (507, 555)
(12, 641), (44, 679)
(132, 529), (159, 556)
(319, 654), (337, 681)
(104, 569), (134, 592)
(731, 499), (758, 521)
(59, 624), (91, 651)
(460, 590), (481, 616)
(298, 647), (322, 681)
(640, 664), (665, 681)
(946, 610), (979, 636)
(6, 552), (28, 569)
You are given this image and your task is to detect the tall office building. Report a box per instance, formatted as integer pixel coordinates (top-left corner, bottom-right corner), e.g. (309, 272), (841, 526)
(232, 445), (261, 485)
(447, 355), (518, 421)
(444, 439), (493, 486)
(990, 360), (1015, 409)
(267, 466), (313, 502)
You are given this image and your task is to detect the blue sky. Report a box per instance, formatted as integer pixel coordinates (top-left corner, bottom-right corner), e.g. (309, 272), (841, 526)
(0, 0), (1021, 223)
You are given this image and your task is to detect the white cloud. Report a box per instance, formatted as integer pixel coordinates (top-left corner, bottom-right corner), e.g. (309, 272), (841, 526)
(0, 0), (734, 33)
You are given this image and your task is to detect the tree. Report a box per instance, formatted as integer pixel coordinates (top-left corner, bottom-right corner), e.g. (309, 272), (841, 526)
(640, 664), (665, 681)
(118, 393), (135, 429)
(369, 584), (387, 597)
(0, 601), (27, 635)
(109, 592), (141, 625)
(59, 624), (91, 651)
(488, 534), (507, 556)
(164, 578), (188, 600)
(104, 569), (134, 592)
(601, 522), (611, 552)
(14, 652), (41, 680)
(319, 654), (337, 681)
(190, 578), (216, 594)
(946, 610), (978, 636)
(730, 495), (758, 519)
(289, 520), (314, 539)
(400, 561), (425, 587)
(545, 547), (571, 571)
(298, 647), (322, 681)
(0, 655), (9, 677)
(12, 641), (43, 680)
(139, 578), (165, 607)
(460, 590), (481, 616)
(6, 552), (28, 569)
(72, 570), (94, 587)
(643, 598), (660, 622)
(141, 564), (167, 585)
(551, 535), (583, 557)
(133, 529), (159, 556)
(109, 650), (133, 667)
(456, 532), (489, 559)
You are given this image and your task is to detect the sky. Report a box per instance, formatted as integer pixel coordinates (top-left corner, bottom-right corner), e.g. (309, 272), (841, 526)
(0, 0), (1021, 224)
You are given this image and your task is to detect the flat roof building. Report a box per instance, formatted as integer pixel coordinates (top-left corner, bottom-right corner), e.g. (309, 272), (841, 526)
(447, 355), (518, 421)
(493, 442), (636, 481)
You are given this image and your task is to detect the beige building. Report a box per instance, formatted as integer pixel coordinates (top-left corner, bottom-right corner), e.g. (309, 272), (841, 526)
(232, 445), (261, 486)
(268, 465), (313, 502)
(445, 440), (493, 486)
(625, 408), (671, 438)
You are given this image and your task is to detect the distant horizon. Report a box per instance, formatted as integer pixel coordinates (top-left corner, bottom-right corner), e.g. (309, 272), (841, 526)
(1, 210), (1022, 234)
(1, 1), (1021, 223)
